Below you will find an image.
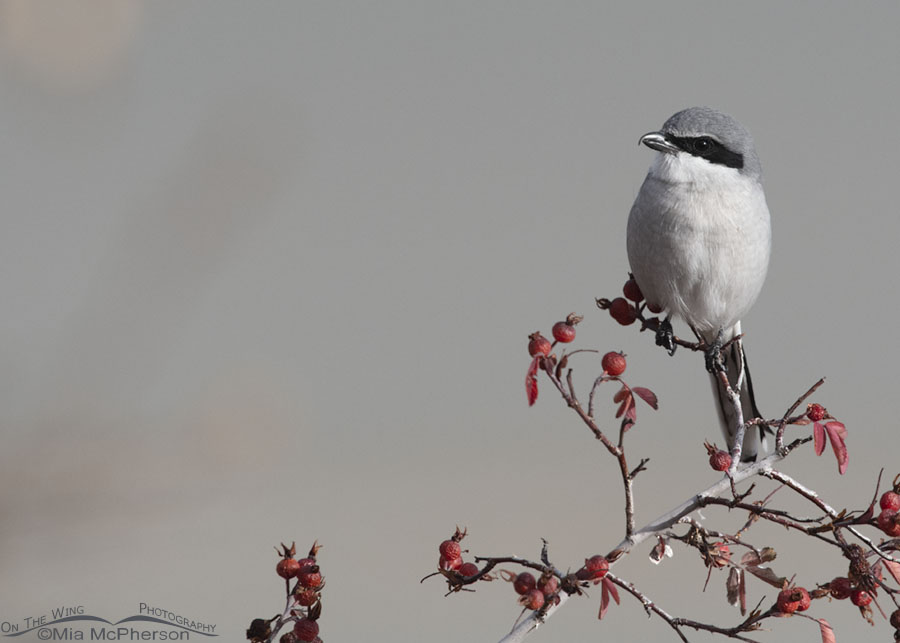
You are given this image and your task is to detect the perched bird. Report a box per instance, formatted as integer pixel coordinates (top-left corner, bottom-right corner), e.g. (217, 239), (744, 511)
(626, 107), (771, 460)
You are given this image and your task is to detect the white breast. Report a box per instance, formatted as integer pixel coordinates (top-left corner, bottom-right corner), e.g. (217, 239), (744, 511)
(626, 153), (771, 340)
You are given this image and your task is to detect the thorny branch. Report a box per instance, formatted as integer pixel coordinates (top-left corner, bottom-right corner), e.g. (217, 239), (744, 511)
(431, 296), (900, 642)
(487, 344), (898, 641)
(540, 356), (640, 538)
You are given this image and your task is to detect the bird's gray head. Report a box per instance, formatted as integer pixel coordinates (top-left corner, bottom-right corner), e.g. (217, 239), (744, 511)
(640, 107), (762, 180)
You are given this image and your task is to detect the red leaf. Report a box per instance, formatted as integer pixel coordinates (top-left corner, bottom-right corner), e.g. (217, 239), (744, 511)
(615, 394), (633, 419)
(632, 386), (658, 409)
(598, 577), (620, 619)
(824, 421), (848, 474)
(817, 619), (836, 643)
(613, 385), (629, 404)
(604, 577), (620, 604)
(525, 357), (540, 406)
(813, 421), (826, 456)
(883, 559), (900, 585)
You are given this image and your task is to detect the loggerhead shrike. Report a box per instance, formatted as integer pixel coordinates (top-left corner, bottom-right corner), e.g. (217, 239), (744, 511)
(626, 107), (771, 460)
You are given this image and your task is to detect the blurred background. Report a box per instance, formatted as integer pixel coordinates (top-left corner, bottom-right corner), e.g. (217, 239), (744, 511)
(1, 2), (898, 641)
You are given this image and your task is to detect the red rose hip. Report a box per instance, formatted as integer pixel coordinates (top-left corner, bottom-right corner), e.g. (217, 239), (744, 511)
(297, 564), (322, 588)
(623, 279), (644, 303)
(776, 588), (802, 613)
(277, 558), (300, 579)
(577, 555), (609, 581)
(439, 540), (461, 560)
(552, 321), (576, 343)
(528, 333), (552, 357)
(878, 509), (900, 537)
(537, 575), (559, 596)
(293, 618), (319, 642)
(295, 588), (318, 607)
(458, 562), (479, 577)
(520, 588), (545, 611)
(601, 352), (626, 376)
(608, 298), (637, 326)
(513, 571), (536, 595)
(850, 589), (872, 607)
(709, 449), (732, 472)
(880, 491), (900, 512)
(807, 403), (826, 422)
(829, 577), (853, 600)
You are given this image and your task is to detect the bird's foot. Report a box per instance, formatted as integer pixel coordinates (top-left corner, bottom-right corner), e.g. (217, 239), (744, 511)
(655, 318), (676, 356)
(704, 333), (726, 373)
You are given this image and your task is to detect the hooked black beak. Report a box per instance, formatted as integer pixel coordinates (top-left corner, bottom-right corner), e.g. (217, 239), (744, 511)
(639, 131), (680, 154)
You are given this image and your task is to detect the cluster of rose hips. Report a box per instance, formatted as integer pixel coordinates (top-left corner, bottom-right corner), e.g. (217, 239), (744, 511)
(527, 312), (584, 359)
(527, 314), (627, 380)
(825, 576), (873, 610)
(504, 555), (609, 613)
(876, 484), (900, 538)
(598, 276), (659, 327)
(246, 542), (324, 643)
(506, 570), (560, 612)
(526, 311), (629, 406)
(438, 528), (481, 580)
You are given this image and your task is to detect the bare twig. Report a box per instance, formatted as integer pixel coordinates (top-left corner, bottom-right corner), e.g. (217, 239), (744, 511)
(606, 573), (690, 642)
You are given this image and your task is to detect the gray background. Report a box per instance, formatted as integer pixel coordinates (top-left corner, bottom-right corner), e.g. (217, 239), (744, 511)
(1, 1), (898, 641)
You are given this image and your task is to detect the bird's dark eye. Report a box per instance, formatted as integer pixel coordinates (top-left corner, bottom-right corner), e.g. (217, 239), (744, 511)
(693, 137), (713, 154)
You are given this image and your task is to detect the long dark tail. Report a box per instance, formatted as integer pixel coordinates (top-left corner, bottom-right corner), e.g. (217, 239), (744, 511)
(709, 325), (767, 461)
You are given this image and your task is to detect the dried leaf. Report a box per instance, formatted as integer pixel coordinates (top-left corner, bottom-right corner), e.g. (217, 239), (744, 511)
(745, 565), (786, 589)
(613, 385), (630, 404)
(526, 357), (540, 406)
(740, 551), (761, 567)
(726, 567), (741, 607)
(758, 547), (777, 563)
(824, 421), (848, 474)
(813, 421), (826, 456)
(817, 619), (836, 643)
(739, 566), (747, 615)
(649, 537), (673, 565)
(632, 386), (658, 409)
(740, 547), (776, 566)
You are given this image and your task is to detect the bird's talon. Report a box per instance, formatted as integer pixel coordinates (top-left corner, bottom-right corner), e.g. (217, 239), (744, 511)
(655, 318), (676, 355)
(704, 345), (725, 373)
